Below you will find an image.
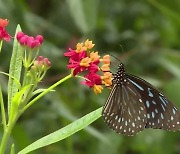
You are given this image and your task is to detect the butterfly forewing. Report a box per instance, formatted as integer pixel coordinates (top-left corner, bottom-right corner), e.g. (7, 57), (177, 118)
(102, 78), (148, 136)
(102, 63), (180, 136)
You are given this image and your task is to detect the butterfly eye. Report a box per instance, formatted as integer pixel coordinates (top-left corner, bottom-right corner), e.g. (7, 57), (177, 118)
(102, 63), (180, 136)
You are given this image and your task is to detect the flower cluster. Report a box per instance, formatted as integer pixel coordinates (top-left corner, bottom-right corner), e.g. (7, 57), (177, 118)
(0, 18), (11, 42)
(33, 56), (51, 70)
(16, 32), (43, 48)
(64, 40), (112, 94)
(16, 31), (44, 68)
(29, 56), (51, 81)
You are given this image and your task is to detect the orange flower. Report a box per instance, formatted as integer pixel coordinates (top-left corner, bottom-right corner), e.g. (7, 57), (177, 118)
(80, 57), (91, 67)
(101, 55), (110, 64)
(101, 64), (110, 72)
(85, 39), (95, 49)
(90, 51), (100, 62)
(64, 39), (112, 94)
(93, 85), (103, 94)
(102, 72), (112, 79)
(76, 43), (87, 53)
(102, 72), (112, 86)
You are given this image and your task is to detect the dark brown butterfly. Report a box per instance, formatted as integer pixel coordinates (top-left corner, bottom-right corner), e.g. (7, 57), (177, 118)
(102, 63), (180, 136)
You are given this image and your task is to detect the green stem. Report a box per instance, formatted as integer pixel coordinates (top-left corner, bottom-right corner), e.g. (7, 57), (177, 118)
(0, 86), (6, 130)
(0, 74), (72, 153)
(22, 67), (28, 86)
(0, 40), (2, 53)
(0, 116), (18, 154)
(21, 74), (72, 113)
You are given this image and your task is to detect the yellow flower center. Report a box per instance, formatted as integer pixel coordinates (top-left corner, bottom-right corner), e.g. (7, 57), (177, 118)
(93, 85), (103, 94)
(80, 57), (91, 67)
(85, 39), (95, 49)
(101, 64), (110, 72)
(90, 51), (100, 62)
(76, 43), (87, 53)
(102, 55), (110, 64)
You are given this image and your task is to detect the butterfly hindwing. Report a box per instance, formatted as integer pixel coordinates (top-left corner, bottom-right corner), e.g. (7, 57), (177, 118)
(127, 74), (180, 131)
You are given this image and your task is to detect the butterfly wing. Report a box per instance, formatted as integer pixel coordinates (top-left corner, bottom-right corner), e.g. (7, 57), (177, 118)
(102, 80), (147, 136)
(127, 74), (180, 131)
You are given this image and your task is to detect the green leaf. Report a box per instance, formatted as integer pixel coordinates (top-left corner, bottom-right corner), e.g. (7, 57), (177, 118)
(8, 25), (23, 115)
(18, 107), (102, 154)
(10, 144), (15, 154)
(32, 88), (55, 97)
(0, 71), (21, 90)
(163, 79), (180, 106)
(0, 86), (6, 129)
(9, 85), (31, 123)
(66, 0), (99, 34)
(159, 58), (180, 79)
(148, 0), (180, 26)
(66, 0), (88, 34)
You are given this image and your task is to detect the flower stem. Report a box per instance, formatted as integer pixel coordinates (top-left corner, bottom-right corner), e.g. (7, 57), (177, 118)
(0, 116), (18, 154)
(0, 86), (6, 130)
(0, 74), (72, 153)
(21, 74), (72, 113)
(0, 41), (2, 53)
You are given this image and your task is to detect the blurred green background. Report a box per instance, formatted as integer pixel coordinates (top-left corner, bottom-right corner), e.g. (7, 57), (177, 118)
(0, 0), (180, 153)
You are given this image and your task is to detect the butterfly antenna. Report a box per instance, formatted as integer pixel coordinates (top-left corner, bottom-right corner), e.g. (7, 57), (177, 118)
(118, 44), (125, 54)
(108, 53), (122, 63)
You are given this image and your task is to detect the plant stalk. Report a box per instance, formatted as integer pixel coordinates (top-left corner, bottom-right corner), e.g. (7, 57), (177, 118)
(0, 115), (18, 154)
(0, 74), (72, 153)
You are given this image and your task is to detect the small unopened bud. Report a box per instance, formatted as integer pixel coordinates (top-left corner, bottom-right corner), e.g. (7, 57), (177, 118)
(16, 32), (24, 41)
(35, 35), (44, 44)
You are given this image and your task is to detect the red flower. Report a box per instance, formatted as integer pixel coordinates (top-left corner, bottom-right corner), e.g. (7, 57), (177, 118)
(83, 72), (102, 87)
(0, 18), (10, 42)
(0, 27), (10, 42)
(64, 39), (112, 94)
(64, 48), (88, 76)
(0, 19), (9, 27)
(67, 59), (86, 76)
(64, 48), (86, 62)
(88, 62), (99, 73)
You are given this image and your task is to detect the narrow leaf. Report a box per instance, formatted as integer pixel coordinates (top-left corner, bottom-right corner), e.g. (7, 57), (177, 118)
(0, 71), (21, 90)
(32, 89), (55, 97)
(18, 107), (102, 154)
(0, 86), (6, 130)
(9, 85), (31, 123)
(66, 0), (88, 34)
(10, 144), (15, 154)
(8, 25), (23, 115)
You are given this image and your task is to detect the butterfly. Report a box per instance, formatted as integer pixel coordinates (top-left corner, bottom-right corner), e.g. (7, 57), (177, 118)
(102, 63), (180, 136)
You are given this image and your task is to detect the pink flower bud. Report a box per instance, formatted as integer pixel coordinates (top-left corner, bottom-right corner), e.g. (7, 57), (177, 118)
(35, 35), (44, 44)
(27, 37), (35, 48)
(19, 35), (29, 45)
(16, 32), (24, 41)
(37, 56), (44, 61)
